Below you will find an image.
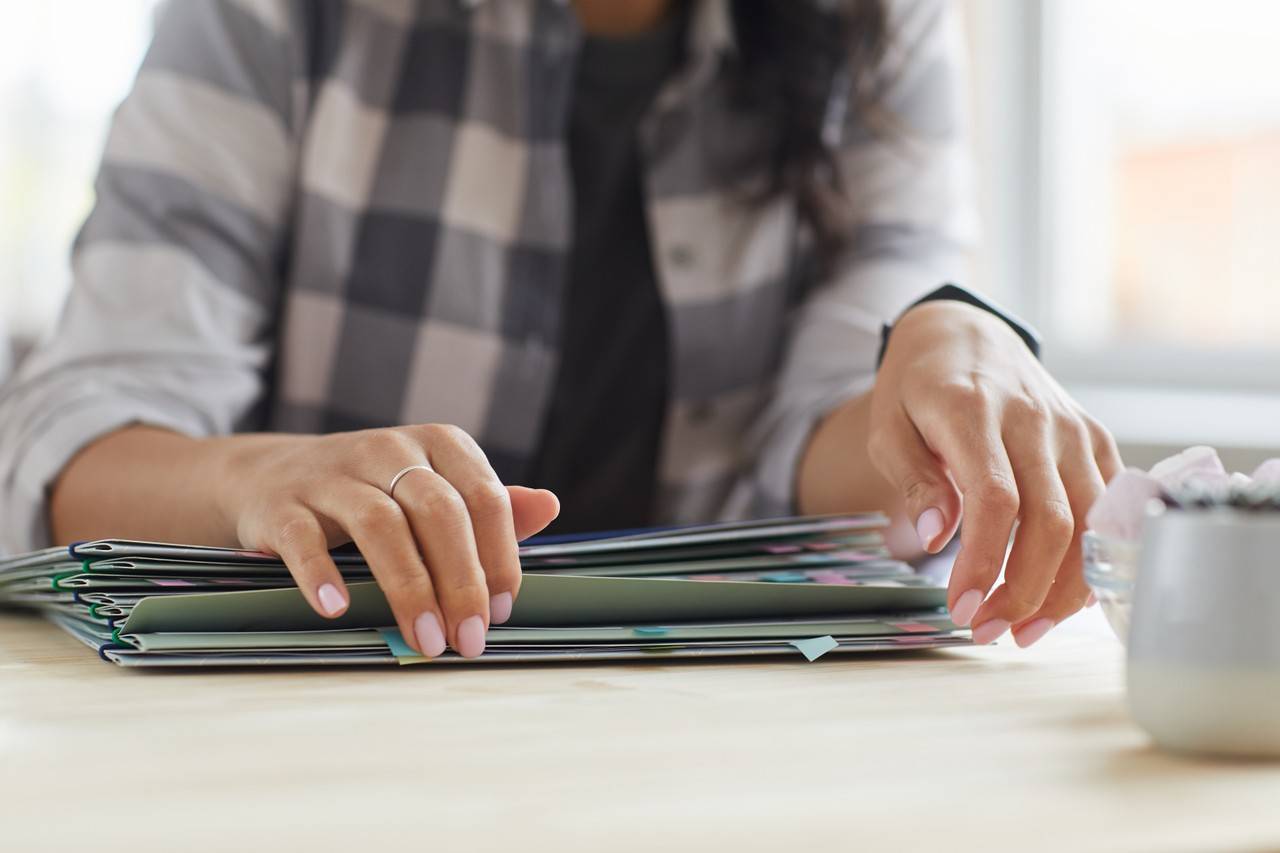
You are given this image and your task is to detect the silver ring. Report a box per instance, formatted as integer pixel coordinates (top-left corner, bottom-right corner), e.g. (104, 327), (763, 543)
(388, 463), (434, 496)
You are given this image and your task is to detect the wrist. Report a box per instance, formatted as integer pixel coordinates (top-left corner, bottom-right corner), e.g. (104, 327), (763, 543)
(879, 299), (1036, 381)
(207, 433), (297, 543)
(895, 299), (1019, 341)
(885, 298), (1034, 368)
(877, 284), (1041, 369)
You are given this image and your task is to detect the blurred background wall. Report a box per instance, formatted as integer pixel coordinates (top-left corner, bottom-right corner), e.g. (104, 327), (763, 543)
(0, 1), (159, 367)
(963, 0), (1280, 471)
(2, 0), (1278, 470)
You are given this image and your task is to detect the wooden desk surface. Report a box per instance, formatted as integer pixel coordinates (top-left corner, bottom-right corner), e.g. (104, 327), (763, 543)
(2, 606), (1278, 852)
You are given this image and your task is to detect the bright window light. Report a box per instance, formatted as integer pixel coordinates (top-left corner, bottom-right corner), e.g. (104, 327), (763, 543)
(1042, 0), (1280, 353)
(0, 0), (159, 342)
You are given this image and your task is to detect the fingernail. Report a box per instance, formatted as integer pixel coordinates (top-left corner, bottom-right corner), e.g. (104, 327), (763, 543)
(317, 583), (347, 616)
(455, 615), (486, 658)
(950, 588), (984, 627)
(971, 618), (1010, 645)
(1086, 592), (1098, 608)
(490, 591), (513, 625)
(414, 612), (447, 658)
(915, 507), (945, 552)
(1014, 617), (1055, 648)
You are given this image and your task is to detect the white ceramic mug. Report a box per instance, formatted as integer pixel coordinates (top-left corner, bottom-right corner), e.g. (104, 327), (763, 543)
(1127, 505), (1280, 758)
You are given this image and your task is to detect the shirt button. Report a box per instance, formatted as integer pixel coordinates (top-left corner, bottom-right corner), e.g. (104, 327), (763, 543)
(668, 244), (696, 267)
(688, 400), (715, 423)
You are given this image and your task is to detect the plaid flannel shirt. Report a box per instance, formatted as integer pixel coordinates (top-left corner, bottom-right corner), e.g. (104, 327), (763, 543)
(0, 0), (973, 553)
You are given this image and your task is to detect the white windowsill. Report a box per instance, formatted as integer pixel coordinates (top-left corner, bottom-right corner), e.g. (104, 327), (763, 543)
(1066, 383), (1280, 472)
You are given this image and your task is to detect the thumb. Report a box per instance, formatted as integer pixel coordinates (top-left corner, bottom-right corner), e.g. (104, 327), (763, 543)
(507, 486), (561, 541)
(870, 412), (962, 554)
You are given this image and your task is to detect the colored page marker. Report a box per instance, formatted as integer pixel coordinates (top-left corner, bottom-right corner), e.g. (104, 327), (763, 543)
(890, 621), (939, 634)
(789, 635), (839, 662)
(378, 628), (431, 665)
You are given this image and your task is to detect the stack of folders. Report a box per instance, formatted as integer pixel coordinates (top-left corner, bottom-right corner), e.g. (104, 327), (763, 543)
(0, 514), (970, 667)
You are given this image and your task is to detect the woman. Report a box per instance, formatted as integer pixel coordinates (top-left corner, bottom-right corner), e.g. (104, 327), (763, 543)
(0, 0), (1120, 659)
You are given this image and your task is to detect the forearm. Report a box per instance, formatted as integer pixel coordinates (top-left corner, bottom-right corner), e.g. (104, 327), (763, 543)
(48, 425), (290, 546)
(797, 390), (931, 560)
(796, 390), (902, 519)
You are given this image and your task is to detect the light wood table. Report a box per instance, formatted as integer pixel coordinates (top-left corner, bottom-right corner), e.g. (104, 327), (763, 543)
(2, 605), (1278, 852)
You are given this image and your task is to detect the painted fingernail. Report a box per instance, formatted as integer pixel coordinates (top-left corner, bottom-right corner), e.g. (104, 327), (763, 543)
(455, 615), (486, 658)
(414, 611), (447, 658)
(1014, 617), (1055, 648)
(1086, 592), (1098, 607)
(950, 588), (984, 627)
(915, 507), (945, 552)
(490, 591), (513, 625)
(317, 583), (347, 616)
(971, 618), (1010, 645)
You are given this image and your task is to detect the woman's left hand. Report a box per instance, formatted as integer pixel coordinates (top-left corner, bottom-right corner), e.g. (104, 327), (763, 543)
(867, 300), (1123, 647)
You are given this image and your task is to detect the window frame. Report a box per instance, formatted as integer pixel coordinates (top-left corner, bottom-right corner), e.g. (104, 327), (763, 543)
(968, 0), (1280, 396)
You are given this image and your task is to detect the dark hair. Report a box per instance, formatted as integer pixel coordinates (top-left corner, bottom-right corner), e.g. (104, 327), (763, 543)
(731, 0), (890, 268)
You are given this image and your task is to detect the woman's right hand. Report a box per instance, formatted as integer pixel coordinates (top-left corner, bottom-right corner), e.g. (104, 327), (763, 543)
(213, 424), (560, 659)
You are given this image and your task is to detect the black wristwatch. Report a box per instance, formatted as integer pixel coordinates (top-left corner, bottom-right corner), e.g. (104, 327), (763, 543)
(876, 283), (1041, 369)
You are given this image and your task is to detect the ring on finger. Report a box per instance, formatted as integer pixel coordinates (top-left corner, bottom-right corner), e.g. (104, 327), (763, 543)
(388, 463), (435, 497)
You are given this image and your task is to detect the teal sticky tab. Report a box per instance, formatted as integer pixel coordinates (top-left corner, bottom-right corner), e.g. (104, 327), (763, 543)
(633, 626), (669, 636)
(789, 635), (839, 662)
(377, 628), (431, 665)
(761, 572), (809, 583)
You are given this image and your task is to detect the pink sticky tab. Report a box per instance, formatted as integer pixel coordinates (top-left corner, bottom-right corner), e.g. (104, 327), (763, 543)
(151, 578), (196, 587)
(890, 621), (938, 634)
(810, 571), (856, 586)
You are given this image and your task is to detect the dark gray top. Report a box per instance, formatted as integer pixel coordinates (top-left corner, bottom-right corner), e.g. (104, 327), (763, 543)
(531, 10), (689, 532)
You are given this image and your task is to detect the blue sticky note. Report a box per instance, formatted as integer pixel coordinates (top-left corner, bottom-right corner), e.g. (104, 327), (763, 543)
(633, 626), (670, 636)
(377, 628), (430, 665)
(789, 635), (839, 662)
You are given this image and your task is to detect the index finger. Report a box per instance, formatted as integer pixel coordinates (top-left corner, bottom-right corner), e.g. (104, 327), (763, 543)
(420, 426), (522, 625)
(918, 408), (1020, 627)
